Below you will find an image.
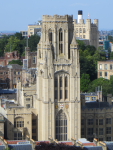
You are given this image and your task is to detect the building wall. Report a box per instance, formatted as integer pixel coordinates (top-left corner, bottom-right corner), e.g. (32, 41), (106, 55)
(36, 14), (80, 141)
(98, 60), (113, 79)
(73, 19), (98, 49)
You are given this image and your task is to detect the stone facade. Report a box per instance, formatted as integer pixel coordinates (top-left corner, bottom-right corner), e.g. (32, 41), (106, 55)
(81, 94), (113, 142)
(98, 60), (113, 80)
(0, 64), (22, 89)
(1, 14), (81, 142)
(74, 19), (98, 49)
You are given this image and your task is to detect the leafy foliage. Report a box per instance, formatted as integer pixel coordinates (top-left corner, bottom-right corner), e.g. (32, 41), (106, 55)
(80, 73), (90, 92)
(0, 33), (40, 57)
(8, 60), (22, 65)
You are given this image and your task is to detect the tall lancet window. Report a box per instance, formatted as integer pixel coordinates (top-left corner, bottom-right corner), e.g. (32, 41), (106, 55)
(55, 77), (58, 87)
(56, 110), (67, 141)
(60, 77), (62, 87)
(65, 77), (68, 87)
(59, 29), (63, 54)
(49, 29), (52, 44)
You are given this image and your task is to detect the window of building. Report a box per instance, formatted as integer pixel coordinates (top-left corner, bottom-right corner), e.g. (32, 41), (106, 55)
(55, 78), (57, 87)
(96, 119), (98, 125)
(105, 72), (107, 79)
(26, 98), (30, 101)
(60, 77), (62, 87)
(87, 128), (93, 135)
(85, 97), (90, 101)
(106, 137), (111, 141)
(81, 128), (84, 135)
(80, 28), (82, 33)
(104, 64), (107, 70)
(32, 120), (36, 126)
(99, 64), (102, 70)
(106, 118), (111, 124)
(65, 77), (68, 87)
(76, 28), (78, 33)
(32, 57), (36, 64)
(14, 77), (16, 83)
(14, 117), (24, 128)
(99, 72), (102, 78)
(65, 90), (68, 99)
(14, 71), (16, 75)
(92, 97), (96, 100)
(81, 119), (84, 125)
(6, 72), (8, 74)
(80, 35), (82, 38)
(18, 77), (20, 80)
(87, 119), (93, 125)
(83, 35), (85, 38)
(56, 110), (67, 141)
(99, 128), (103, 135)
(26, 104), (30, 108)
(14, 132), (22, 140)
(87, 138), (93, 142)
(96, 128), (98, 135)
(110, 64), (112, 70)
(32, 136), (36, 141)
(49, 30), (52, 43)
(59, 43), (63, 54)
(55, 90), (57, 99)
(30, 32), (33, 35)
(60, 90), (62, 99)
(0, 72), (3, 74)
(32, 129), (36, 133)
(99, 119), (103, 125)
(106, 127), (111, 134)
(83, 28), (86, 33)
(18, 72), (20, 75)
(99, 138), (103, 141)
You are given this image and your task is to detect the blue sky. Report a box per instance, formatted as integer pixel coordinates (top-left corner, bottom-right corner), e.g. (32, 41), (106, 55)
(0, 0), (112, 31)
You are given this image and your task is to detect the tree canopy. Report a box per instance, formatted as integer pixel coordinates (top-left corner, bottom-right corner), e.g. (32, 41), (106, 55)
(8, 60), (23, 65)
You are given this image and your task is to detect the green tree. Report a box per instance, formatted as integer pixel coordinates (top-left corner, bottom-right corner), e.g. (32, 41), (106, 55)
(80, 73), (90, 92)
(28, 35), (40, 51)
(110, 52), (113, 59)
(88, 78), (111, 96)
(8, 60), (22, 65)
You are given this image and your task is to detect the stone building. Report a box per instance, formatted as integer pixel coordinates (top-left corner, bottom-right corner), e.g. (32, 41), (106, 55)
(81, 94), (113, 142)
(0, 51), (24, 67)
(0, 64), (22, 89)
(98, 60), (113, 79)
(0, 14), (81, 142)
(74, 10), (98, 49)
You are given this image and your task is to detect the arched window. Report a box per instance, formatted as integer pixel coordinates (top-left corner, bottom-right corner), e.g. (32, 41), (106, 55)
(65, 77), (68, 87)
(59, 29), (63, 54)
(60, 77), (62, 87)
(55, 77), (57, 87)
(49, 29), (52, 43)
(14, 117), (24, 128)
(56, 110), (67, 141)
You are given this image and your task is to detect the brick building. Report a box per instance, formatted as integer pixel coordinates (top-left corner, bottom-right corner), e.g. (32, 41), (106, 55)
(0, 64), (22, 89)
(0, 51), (25, 67)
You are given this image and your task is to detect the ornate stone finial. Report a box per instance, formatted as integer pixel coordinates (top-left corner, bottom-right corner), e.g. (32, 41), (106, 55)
(71, 33), (77, 46)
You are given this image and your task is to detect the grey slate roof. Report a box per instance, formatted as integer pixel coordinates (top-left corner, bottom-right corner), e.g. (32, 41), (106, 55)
(81, 101), (113, 110)
(8, 144), (32, 150)
(0, 89), (17, 94)
(0, 146), (5, 150)
(83, 146), (102, 150)
(104, 142), (113, 150)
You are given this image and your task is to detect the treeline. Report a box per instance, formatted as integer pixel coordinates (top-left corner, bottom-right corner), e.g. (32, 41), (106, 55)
(77, 40), (113, 96)
(0, 33), (40, 57)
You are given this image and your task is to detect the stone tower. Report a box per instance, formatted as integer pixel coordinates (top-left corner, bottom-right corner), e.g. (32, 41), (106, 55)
(37, 15), (80, 141)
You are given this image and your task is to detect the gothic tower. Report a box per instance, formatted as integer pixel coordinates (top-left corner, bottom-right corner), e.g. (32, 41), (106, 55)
(37, 15), (81, 141)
